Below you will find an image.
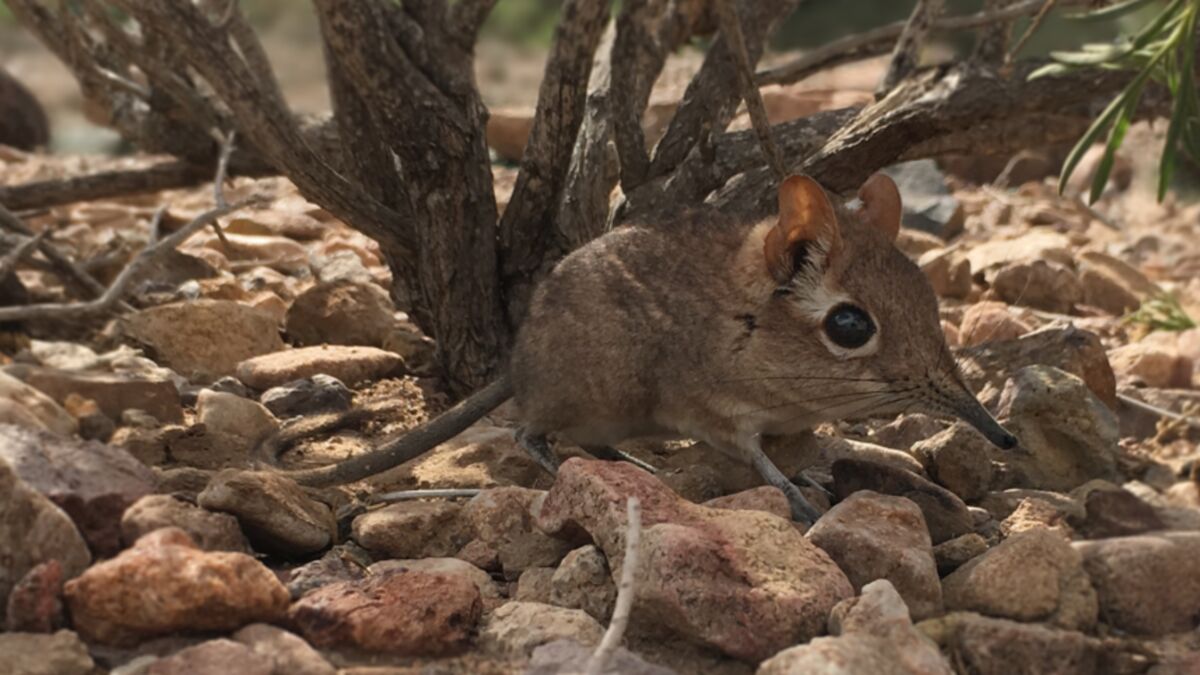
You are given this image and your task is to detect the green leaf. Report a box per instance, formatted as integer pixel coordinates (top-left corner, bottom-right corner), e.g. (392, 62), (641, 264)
(1029, 62), (1076, 80)
(1091, 90), (1141, 203)
(1067, 0), (1163, 22)
(1058, 92), (1130, 196)
(1050, 44), (1134, 64)
(1132, 0), (1187, 49)
(1157, 8), (1198, 199)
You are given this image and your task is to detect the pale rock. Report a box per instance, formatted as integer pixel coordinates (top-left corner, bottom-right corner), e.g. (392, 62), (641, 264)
(0, 630), (95, 675)
(370, 423), (543, 491)
(990, 259), (1083, 313)
(232, 623), (337, 675)
(919, 248), (972, 299)
(146, 639), (273, 675)
(966, 230), (1073, 272)
(0, 370), (77, 435)
(1078, 251), (1160, 315)
(995, 366), (1121, 491)
(5, 365), (186, 425)
(1108, 342), (1193, 388)
(120, 300), (284, 379)
(959, 301), (1032, 346)
(832, 458), (973, 544)
(198, 470), (334, 556)
(999, 497), (1075, 539)
(464, 487), (574, 577)
(911, 423), (995, 502)
(28, 340), (100, 371)
(515, 567), (556, 604)
(871, 413), (944, 451)
(528, 639), (678, 675)
(807, 491), (942, 620)
(352, 501), (471, 559)
(478, 601), (603, 657)
(1073, 531), (1200, 635)
(550, 545), (617, 622)
(235, 345), (403, 389)
(920, 612), (1102, 675)
(195, 389), (279, 456)
(199, 233), (307, 272)
(285, 279), (396, 348)
(120, 494), (249, 553)
(942, 528), (1097, 630)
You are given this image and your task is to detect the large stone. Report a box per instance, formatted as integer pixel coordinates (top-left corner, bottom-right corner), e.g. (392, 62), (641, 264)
(990, 260), (1083, 314)
(919, 248), (972, 299)
(369, 558), (500, 600)
(965, 229), (1073, 273)
(0, 370), (77, 435)
(463, 487), (575, 577)
(288, 569), (481, 655)
(6, 559), (65, 632)
(920, 612), (1102, 675)
(959, 302), (1033, 347)
(911, 423), (995, 501)
(0, 457), (91, 622)
(1073, 532), (1200, 635)
(232, 623), (336, 675)
(121, 494), (249, 552)
(478, 601), (604, 657)
(807, 492), (942, 620)
(352, 500), (471, 559)
(6, 365), (183, 425)
(943, 528), (1097, 630)
(285, 279), (396, 348)
(195, 389), (279, 457)
(994, 366), (1121, 491)
(956, 325), (1117, 409)
(64, 528), (289, 645)
(550, 545), (617, 622)
(198, 470), (334, 556)
(1078, 251), (1161, 315)
(146, 639), (274, 675)
(0, 630), (95, 675)
(831, 458), (973, 544)
(933, 533), (989, 575)
(0, 424), (155, 556)
(1108, 342), (1193, 389)
(235, 345), (403, 389)
(759, 579), (952, 675)
(121, 300), (284, 379)
(536, 459), (854, 662)
(528, 639), (677, 675)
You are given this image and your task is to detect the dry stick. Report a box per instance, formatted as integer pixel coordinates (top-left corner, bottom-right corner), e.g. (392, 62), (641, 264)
(715, 0), (786, 182)
(755, 0), (1085, 86)
(0, 196), (265, 323)
(1006, 0), (1059, 65)
(370, 489), (484, 503)
(208, 131), (237, 248)
(0, 232), (47, 282)
(877, 0), (945, 97)
(1118, 393), (1200, 431)
(584, 497), (642, 675)
(0, 160), (215, 212)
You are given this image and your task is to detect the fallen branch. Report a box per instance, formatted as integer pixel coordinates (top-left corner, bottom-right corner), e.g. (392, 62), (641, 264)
(369, 489), (484, 503)
(1118, 393), (1200, 431)
(0, 196), (264, 322)
(0, 232), (46, 283)
(755, 0), (1087, 87)
(715, 0), (786, 181)
(0, 160), (217, 212)
(877, 0), (944, 97)
(0, 202), (124, 306)
(584, 497), (642, 675)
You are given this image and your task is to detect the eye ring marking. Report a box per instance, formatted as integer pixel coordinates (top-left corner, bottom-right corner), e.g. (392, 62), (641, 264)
(823, 303), (876, 350)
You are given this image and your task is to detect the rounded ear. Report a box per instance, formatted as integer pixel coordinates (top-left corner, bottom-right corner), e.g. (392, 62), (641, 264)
(857, 173), (902, 242)
(763, 175), (842, 283)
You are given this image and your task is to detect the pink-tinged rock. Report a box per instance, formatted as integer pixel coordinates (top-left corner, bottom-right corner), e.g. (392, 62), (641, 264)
(535, 459), (854, 662)
(760, 580), (952, 675)
(478, 601), (604, 657)
(463, 487), (575, 577)
(943, 528), (1097, 631)
(288, 568), (481, 655)
(1073, 531), (1200, 635)
(703, 486), (792, 520)
(352, 500), (471, 559)
(120, 494), (249, 553)
(63, 528), (289, 645)
(960, 301), (1032, 347)
(0, 424), (155, 556)
(5, 559), (64, 633)
(807, 491), (942, 621)
(1108, 343), (1193, 389)
(146, 638), (274, 675)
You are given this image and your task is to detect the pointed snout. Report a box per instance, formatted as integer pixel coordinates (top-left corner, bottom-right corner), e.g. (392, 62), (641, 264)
(947, 385), (1019, 450)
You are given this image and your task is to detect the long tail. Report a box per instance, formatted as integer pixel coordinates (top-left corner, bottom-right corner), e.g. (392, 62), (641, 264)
(283, 374), (513, 487)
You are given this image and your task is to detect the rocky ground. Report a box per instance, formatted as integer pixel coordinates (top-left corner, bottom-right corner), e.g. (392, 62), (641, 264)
(1, 56), (1200, 675)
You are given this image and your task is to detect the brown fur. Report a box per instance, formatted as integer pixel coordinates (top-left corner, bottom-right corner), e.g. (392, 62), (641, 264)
(512, 174), (1004, 462)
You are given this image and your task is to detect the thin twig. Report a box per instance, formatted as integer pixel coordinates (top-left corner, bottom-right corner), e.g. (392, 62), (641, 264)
(1007, 0), (1058, 65)
(755, 0), (1085, 86)
(146, 205), (168, 245)
(369, 489), (484, 503)
(714, 0), (786, 181)
(0, 232), (47, 283)
(208, 130), (236, 248)
(1118, 393), (1200, 431)
(877, 0), (944, 97)
(584, 497), (641, 675)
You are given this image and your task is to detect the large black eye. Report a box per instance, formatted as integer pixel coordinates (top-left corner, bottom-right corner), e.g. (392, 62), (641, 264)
(823, 304), (876, 349)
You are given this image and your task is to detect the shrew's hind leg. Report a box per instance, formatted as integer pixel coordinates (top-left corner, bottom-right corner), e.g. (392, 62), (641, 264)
(582, 445), (658, 474)
(742, 434), (823, 525)
(516, 429), (560, 476)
